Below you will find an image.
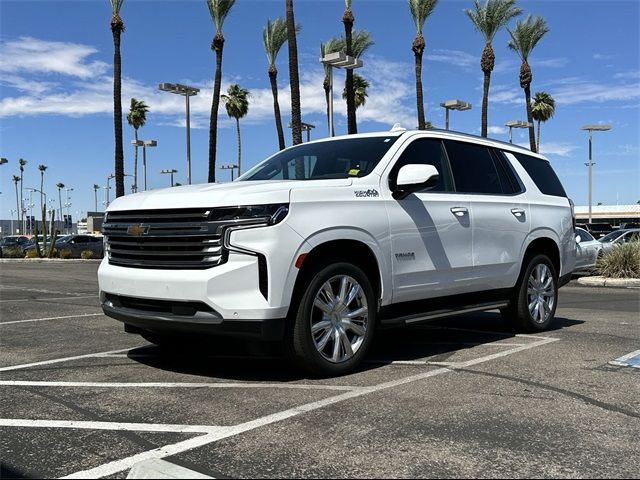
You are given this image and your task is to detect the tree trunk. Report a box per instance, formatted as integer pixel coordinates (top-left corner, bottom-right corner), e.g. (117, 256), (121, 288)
(524, 84), (536, 152)
(14, 182), (20, 234)
(343, 9), (356, 134)
(536, 120), (541, 153)
(480, 42), (495, 138)
(236, 118), (242, 176)
(48, 210), (57, 258)
(208, 32), (225, 183)
(58, 189), (63, 230)
(40, 172), (44, 217)
(112, 24), (125, 198)
(269, 66), (286, 151)
(19, 174), (23, 231)
(323, 75), (334, 137)
(133, 129), (139, 193)
(413, 34), (426, 130)
(286, 0), (302, 147)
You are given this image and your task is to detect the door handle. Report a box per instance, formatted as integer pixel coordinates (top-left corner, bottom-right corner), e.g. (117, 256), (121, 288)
(511, 208), (525, 218)
(450, 207), (468, 217)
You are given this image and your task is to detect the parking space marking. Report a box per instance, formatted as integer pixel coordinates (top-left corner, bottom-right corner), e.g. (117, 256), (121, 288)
(0, 419), (225, 435)
(0, 313), (103, 326)
(0, 380), (363, 392)
(0, 348), (133, 372)
(609, 349), (640, 369)
(0, 294), (97, 303)
(61, 335), (558, 479)
(0, 286), (96, 296)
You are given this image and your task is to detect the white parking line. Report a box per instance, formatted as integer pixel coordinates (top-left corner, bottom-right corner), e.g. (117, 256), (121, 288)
(61, 336), (558, 479)
(0, 295), (97, 303)
(0, 419), (224, 435)
(0, 380), (362, 392)
(0, 348), (134, 372)
(0, 313), (103, 326)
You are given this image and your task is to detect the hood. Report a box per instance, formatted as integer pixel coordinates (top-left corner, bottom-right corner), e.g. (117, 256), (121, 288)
(107, 178), (353, 212)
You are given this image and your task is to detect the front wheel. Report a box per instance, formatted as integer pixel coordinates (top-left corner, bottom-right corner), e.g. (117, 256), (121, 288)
(501, 254), (558, 332)
(288, 262), (376, 376)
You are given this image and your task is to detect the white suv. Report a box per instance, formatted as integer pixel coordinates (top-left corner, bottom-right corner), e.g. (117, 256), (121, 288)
(99, 128), (576, 376)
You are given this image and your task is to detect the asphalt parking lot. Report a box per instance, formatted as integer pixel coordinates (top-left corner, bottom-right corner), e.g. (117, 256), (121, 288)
(1, 262), (638, 479)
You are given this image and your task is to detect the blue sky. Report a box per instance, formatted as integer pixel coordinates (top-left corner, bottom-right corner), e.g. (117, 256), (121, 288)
(1, 0), (639, 220)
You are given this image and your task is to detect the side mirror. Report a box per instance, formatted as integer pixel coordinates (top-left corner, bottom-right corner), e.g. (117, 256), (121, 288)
(575, 235), (582, 244)
(393, 164), (439, 200)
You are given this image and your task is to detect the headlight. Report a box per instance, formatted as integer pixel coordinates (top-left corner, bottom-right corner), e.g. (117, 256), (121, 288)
(208, 204), (289, 226)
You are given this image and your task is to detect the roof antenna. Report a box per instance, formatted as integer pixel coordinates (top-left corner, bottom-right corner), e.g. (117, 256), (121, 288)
(390, 123), (406, 133)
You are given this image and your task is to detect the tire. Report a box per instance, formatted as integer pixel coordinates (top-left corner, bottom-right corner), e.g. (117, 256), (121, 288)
(288, 262), (376, 376)
(501, 254), (558, 332)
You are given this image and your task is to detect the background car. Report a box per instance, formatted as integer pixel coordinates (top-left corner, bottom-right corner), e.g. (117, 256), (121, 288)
(0, 236), (30, 257)
(599, 228), (640, 253)
(24, 234), (104, 258)
(579, 222), (613, 239)
(574, 227), (603, 273)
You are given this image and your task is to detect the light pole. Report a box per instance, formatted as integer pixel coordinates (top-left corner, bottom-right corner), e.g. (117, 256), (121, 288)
(0, 158), (7, 165)
(27, 188), (46, 234)
(64, 188), (74, 234)
(320, 52), (363, 137)
(93, 184), (100, 212)
(105, 174), (116, 208)
(505, 120), (532, 144)
(131, 139), (157, 191)
(440, 99), (472, 130)
(159, 83), (199, 185)
(220, 164), (238, 181)
(581, 124), (612, 223)
(288, 122), (316, 142)
(160, 169), (178, 187)
(10, 209), (16, 234)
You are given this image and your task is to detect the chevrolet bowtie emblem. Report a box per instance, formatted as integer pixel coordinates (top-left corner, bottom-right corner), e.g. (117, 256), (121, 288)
(127, 224), (150, 236)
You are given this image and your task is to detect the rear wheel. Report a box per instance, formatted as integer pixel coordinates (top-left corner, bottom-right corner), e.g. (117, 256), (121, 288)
(501, 254), (558, 332)
(288, 262), (375, 376)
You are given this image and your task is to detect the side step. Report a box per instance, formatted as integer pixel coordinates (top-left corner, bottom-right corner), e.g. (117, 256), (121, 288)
(381, 301), (509, 327)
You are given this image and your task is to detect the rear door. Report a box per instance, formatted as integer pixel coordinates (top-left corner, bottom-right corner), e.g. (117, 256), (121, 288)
(442, 140), (530, 289)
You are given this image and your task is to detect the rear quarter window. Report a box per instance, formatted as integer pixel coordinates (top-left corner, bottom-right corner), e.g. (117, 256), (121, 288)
(510, 152), (567, 197)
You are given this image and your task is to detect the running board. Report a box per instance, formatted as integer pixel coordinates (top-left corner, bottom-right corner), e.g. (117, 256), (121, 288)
(381, 301), (509, 326)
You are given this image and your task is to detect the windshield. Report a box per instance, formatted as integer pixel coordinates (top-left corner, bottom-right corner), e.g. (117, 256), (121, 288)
(576, 228), (594, 242)
(599, 230), (625, 243)
(1, 237), (23, 246)
(238, 136), (400, 181)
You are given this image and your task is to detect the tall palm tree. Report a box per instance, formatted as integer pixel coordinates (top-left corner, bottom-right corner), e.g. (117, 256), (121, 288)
(56, 183), (65, 227)
(12, 175), (20, 231)
(343, 73), (369, 110)
(206, 0), (236, 183)
(321, 37), (343, 136)
(531, 91), (555, 153)
(508, 15), (549, 152)
(286, 0), (303, 148)
(108, 0), (125, 198)
(466, 0), (522, 138)
(342, 0), (358, 134)
(18, 158), (26, 229)
(38, 165), (47, 213)
(221, 84), (250, 176)
(409, 0), (438, 130)
(93, 184), (100, 212)
(263, 18), (300, 151)
(126, 98), (149, 193)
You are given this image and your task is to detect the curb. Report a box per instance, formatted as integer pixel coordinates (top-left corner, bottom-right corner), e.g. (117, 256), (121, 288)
(576, 276), (640, 288)
(0, 259), (102, 264)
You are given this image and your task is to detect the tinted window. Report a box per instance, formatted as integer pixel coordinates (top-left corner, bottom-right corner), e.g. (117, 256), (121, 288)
(576, 228), (595, 242)
(389, 139), (453, 192)
(443, 140), (502, 194)
(511, 152), (567, 197)
(240, 136), (400, 181)
(491, 149), (524, 194)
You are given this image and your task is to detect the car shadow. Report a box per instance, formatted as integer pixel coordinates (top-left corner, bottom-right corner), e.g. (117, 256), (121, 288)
(127, 313), (584, 382)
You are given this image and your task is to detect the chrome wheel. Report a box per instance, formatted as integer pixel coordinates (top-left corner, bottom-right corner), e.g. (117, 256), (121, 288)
(310, 275), (368, 363)
(527, 264), (555, 324)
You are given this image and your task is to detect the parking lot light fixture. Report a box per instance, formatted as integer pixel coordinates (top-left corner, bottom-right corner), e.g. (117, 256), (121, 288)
(288, 122), (315, 142)
(320, 52), (363, 138)
(505, 120), (532, 143)
(160, 168), (178, 187)
(0, 158), (8, 165)
(581, 124), (612, 223)
(159, 83), (199, 185)
(220, 164), (238, 181)
(440, 99), (472, 130)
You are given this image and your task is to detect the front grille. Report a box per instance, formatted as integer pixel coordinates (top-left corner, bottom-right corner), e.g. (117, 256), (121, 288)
(103, 208), (228, 269)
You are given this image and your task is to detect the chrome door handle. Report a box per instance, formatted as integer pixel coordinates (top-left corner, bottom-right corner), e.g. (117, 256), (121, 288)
(451, 207), (468, 217)
(511, 208), (525, 217)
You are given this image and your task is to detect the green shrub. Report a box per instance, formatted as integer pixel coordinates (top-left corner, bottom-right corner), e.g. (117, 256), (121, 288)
(80, 250), (94, 260)
(24, 249), (40, 259)
(59, 248), (73, 259)
(2, 247), (25, 258)
(597, 242), (640, 279)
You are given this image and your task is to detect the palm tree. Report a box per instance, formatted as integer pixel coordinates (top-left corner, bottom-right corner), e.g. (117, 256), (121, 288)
(342, 0), (358, 134)
(37, 164), (48, 253)
(38, 165), (47, 213)
(286, 0), (303, 148)
(206, 0), (236, 183)
(108, 0), (125, 198)
(12, 175), (20, 231)
(263, 18), (300, 151)
(321, 37), (342, 136)
(18, 158), (26, 229)
(93, 184), (100, 212)
(508, 15), (549, 152)
(56, 183), (65, 227)
(409, 0), (438, 130)
(221, 84), (250, 176)
(531, 91), (555, 153)
(126, 98), (149, 193)
(343, 73), (369, 110)
(466, 0), (522, 138)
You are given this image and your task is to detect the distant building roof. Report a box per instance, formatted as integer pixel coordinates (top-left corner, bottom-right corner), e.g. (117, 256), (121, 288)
(575, 204), (640, 219)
